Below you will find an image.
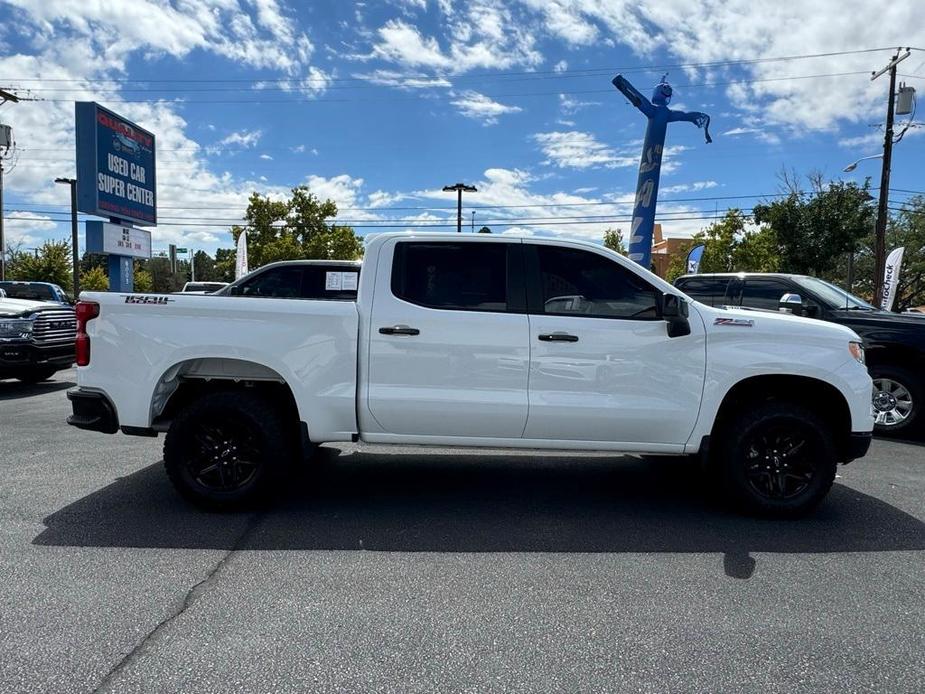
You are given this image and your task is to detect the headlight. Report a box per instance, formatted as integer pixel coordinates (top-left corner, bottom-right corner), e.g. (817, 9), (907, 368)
(0, 319), (33, 338)
(848, 341), (865, 365)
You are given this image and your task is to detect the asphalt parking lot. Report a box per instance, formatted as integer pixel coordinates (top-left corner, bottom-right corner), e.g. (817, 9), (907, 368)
(1, 369), (923, 693)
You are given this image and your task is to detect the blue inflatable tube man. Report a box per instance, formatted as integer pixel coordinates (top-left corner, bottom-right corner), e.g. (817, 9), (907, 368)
(612, 74), (712, 268)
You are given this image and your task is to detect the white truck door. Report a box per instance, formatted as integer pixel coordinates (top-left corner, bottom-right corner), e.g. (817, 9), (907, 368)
(365, 238), (530, 438)
(522, 242), (706, 445)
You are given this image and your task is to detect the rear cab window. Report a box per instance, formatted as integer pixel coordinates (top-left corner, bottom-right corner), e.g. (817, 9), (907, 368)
(232, 264), (360, 300)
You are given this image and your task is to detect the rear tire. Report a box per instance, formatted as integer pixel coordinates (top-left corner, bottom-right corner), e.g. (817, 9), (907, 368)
(164, 390), (294, 510)
(870, 365), (921, 436)
(717, 402), (837, 518)
(16, 368), (57, 384)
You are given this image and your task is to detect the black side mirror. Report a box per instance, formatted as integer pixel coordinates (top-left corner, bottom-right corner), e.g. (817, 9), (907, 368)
(229, 285), (243, 296)
(660, 293), (691, 337)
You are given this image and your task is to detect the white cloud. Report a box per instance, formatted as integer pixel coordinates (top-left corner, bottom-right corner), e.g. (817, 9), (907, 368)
(217, 130), (263, 149)
(2, 211), (56, 246)
(450, 91), (522, 125)
(515, 0), (925, 131)
(660, 181), (719, 194)
(532, 131), (636, 169)
(361, 2), (541, 74)
(5, 0), (325, 79)
(353, 69), (453, 89)
(559, 93), (600, 115)
(259, 154), (273, 160)
(553, 60), (569, 73)
(405, 167), (706, 240)
(368, 190), (413, 208)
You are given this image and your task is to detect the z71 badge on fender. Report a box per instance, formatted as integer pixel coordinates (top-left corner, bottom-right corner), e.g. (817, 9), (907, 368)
(123, 295), (174, 305)
(714, 317), (754, 327)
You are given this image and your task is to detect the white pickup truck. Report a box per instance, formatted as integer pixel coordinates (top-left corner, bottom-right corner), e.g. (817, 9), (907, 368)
(67, 233), (873, 516)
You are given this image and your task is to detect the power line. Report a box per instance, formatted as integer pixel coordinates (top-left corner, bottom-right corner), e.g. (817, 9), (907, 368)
(1, 47), (903, 85)
(7, 189), (921, 215)
(10, 70), (888, 105)
(4, 206), (912, 230)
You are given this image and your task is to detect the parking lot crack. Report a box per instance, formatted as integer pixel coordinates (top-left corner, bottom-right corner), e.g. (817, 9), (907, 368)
(91, 512), (264, 693)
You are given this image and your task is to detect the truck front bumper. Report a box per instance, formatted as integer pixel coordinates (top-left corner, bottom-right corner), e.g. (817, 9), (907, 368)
(0, 341), (74, 377)
(67, 388), (119, 434)
(842, 431), (872, 463)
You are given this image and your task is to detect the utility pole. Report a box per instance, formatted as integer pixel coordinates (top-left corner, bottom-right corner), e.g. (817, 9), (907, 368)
(871, 48), (910, 306)
(0, 90), (24, 281)
(55, 178), (80, 299)
(442, 182), (477, 233)
(471, 210), (475, 233)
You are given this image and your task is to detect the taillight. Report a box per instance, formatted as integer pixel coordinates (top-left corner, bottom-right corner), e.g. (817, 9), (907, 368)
(75, 301), (100, 366)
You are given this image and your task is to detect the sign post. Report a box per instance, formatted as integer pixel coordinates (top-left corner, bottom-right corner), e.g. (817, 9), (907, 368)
(75, 102), (156, 292)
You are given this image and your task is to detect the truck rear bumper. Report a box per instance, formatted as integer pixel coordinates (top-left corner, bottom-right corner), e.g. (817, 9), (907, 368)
(67, 388), (119, 434)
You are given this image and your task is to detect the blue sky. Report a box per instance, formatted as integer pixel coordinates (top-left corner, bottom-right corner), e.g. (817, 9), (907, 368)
(0, 0), (923, 256)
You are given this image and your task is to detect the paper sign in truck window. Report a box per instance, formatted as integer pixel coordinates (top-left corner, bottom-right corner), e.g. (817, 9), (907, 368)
(325, 272), (343, 291)
(342, 272), (358, 291)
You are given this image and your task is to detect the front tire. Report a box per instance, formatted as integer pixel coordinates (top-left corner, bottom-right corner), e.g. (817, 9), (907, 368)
(870, 365), (921, 436)
(718, 402), (837, 518)
(164, 390), (293, 510)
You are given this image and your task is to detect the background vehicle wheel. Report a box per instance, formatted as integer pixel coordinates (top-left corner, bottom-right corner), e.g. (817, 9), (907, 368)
(870, 365), (921, 436)
(717, 402), (837, 518)
(164, 390), (293, 510)
(15, 368), (57, 384)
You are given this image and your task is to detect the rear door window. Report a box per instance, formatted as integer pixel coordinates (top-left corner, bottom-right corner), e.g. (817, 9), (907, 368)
(391, 242), (514, 312)
(741, 279), (795, 311)
(675, 277), (731, 307)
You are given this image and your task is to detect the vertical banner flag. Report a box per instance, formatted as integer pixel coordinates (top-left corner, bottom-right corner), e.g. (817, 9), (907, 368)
(235, 231), (249, 280)
(686, 244), (706, 274)
(880, 246), (905, 312)
(611, 75), (711, 269)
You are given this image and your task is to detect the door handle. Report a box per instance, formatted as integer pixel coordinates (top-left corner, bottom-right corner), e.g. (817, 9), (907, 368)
(538, 332), (579, 342)
(379, 325), (420, 336)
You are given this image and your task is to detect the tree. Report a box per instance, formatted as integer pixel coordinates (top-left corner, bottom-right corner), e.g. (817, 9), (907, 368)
(602, 228), (627, 255)
(230, 186), (364, 270)
(7, 240), (72, 290)
(477, 226), (492, 234)
(752, 177), (874, 279)
(133, 262), (154, 292)
(213, 248), (237, 282)
(147, 257), (185, 293)
(850, 196), (925, 310)
(191, 250), (218, 282)
(80, 266), (109, 291)
(665, 210), (779, 282)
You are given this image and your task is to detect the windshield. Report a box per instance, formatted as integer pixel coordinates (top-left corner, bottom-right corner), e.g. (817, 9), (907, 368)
(792, 276), (877, 310)
(0, 282), (56, 302)
(184, 283), (225, 292)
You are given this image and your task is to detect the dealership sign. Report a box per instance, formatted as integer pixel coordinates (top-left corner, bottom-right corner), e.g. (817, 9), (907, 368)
(75, 102), (156, 226)
(85, 221), (152, 260)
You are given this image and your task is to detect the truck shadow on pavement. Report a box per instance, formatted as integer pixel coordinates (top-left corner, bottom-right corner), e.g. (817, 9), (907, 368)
(34, 446), (925, 578)
(0, 379), (73, 400)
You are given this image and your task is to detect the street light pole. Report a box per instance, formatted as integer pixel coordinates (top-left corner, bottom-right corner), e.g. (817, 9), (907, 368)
(870, 48), (910, 306)
(442, 183), (477, 233)
(55, 177), (79, 299)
